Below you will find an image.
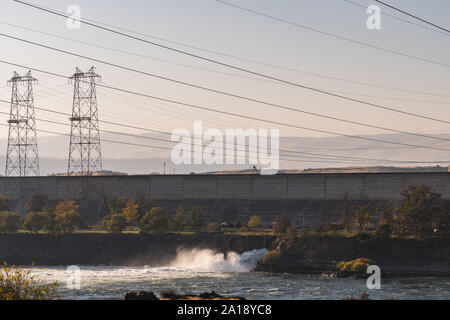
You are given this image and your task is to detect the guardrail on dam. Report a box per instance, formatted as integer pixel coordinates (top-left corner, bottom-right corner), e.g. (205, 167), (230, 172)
(1, 172), (449, 226)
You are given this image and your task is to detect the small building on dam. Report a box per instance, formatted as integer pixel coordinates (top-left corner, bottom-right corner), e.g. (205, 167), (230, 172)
(1, 172), (449, 226)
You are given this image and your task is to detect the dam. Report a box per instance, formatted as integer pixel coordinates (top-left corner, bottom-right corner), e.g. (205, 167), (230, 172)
(1, 172), (449, 226)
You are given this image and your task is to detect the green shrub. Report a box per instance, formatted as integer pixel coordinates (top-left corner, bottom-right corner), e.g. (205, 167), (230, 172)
(273, 215), (292, 238)
(206, 222), (221, 232)
(55, 211), (84, 233)
(27, 193), (49, 213)
(103, 214), (127, 233)
(0, 211), (21, 233)
(374, 219), (392, 238)
(170, 204), (187, 232)
(0, 195), (10, 211)
(107, 196), (127, 215)
(260, 250), (282, 266)
(190, 206), (204, 231)
(0, 262), (59, 300)
(337, 258), (373, 275)
(140, 207), (169, 234)
(23, 211), (51, 232)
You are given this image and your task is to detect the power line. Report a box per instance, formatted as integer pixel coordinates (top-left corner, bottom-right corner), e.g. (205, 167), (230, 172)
(12, 1), (450, 100)
(215, 0), (450, 67)
(2, 32), (450, 146)
(0, 98), (431, 164)
(0, 20), (278, 86)
(342, 0), (450, 37)
(0, 101), (447, 165)
(6, 20), (448, 107)
(1, 59), (450, 153)
(0, 110), (390, 165)
(375, 0), (450, 34)
(11, 0), (450, 111)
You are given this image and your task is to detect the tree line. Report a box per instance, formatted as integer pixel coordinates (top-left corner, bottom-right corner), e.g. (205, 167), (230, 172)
(0, 184), (448, 238)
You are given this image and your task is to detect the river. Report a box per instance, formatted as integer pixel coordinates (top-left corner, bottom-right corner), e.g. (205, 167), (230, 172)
(30, 249), (450, 300)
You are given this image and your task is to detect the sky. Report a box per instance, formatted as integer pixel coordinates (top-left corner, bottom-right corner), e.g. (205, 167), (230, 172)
(0, 0), (449, 166)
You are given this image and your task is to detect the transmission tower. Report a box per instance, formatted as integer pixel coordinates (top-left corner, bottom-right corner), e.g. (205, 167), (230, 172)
(5, 70), (40, 176)
(68, 67), (102, 176)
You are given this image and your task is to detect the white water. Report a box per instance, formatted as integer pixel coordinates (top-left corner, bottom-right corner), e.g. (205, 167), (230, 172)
(169, 248), (268, 272)
(27, 248), (450, 300)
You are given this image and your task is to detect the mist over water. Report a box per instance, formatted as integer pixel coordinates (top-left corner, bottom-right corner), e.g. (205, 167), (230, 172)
(28, 248), (450, 300)
(169, 248), (268, 272)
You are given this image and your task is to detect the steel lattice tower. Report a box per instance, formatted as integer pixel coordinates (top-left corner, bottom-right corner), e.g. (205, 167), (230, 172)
(5, 71), (40, 176)
(68, 67), (102, 176)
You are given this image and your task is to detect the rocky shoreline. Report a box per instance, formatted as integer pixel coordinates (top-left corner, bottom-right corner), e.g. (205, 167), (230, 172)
(255, 236), (450, 276)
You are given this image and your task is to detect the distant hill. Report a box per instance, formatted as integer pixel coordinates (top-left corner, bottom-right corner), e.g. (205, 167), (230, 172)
(0, 132), (448, 175)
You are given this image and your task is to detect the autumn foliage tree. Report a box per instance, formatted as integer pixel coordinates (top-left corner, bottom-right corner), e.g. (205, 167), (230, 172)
(54, 201), (84, 233)
(248, 215), (261, 230)
(122, 199), (139, 223)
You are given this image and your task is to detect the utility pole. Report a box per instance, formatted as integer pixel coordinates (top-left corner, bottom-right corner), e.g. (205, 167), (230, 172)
(68, 67), (102, 176)
(5, 71), (40, 176)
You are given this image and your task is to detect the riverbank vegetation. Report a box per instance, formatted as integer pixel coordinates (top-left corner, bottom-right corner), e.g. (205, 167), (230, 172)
(0, 262), (59, 300)
(0, 185), (448, 240)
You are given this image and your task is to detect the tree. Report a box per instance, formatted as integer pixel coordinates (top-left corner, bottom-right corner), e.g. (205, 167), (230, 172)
(377, 201), (395, 225)
(206, 222), (221, 232)
(374, 201), (395, 238)
(122, 199), (139, 223)
(374, 219), (391, 238)
(54, 201), (84, 233)
(135, 197), (153, 221)
(285, 225), (298, 241)
(107, 196), (127, 215)
(396, 185), (441, 238)
(23, 211), (51, 233)
(0, 195), (10, 211)
(248, 215), (261, 230)
(54, 200), (79, 216)
(273, 215), (292, 238)
(435, 200), (450, 238)
(55, 211), (84, 233)
(353, 204), (373, 233)
(140, 207), (169, 234)
(170, 204), (187, 232)
(103, 214), (127, 233)
(190, 206), (204, 231)
(27, 193), (49, 213)
(0, 211), (21, 233)
(0, 262), (59, 300)
(340, 196), (352, 232)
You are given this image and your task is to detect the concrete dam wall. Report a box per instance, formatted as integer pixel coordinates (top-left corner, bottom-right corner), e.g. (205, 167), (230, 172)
(1, 172), (449, 226)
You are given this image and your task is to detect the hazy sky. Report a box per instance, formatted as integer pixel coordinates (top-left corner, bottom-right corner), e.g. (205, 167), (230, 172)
(0, 0), (449, 157)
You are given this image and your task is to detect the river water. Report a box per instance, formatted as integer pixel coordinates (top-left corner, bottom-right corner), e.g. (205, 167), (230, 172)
(30, 249), (450, 300)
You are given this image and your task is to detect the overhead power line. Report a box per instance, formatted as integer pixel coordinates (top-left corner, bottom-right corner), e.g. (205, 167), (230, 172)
(3, 20), (449, 107)
(11, 0), (450, 111)
(0, 100), (448, 165)
(1, 32), (450, 147)
(215, 0), (450, 67)
(375, 0), (450, 34)
(1, 59), (450, 155)
(342, 0), (450, 37)
(11, 2), (450, 99)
